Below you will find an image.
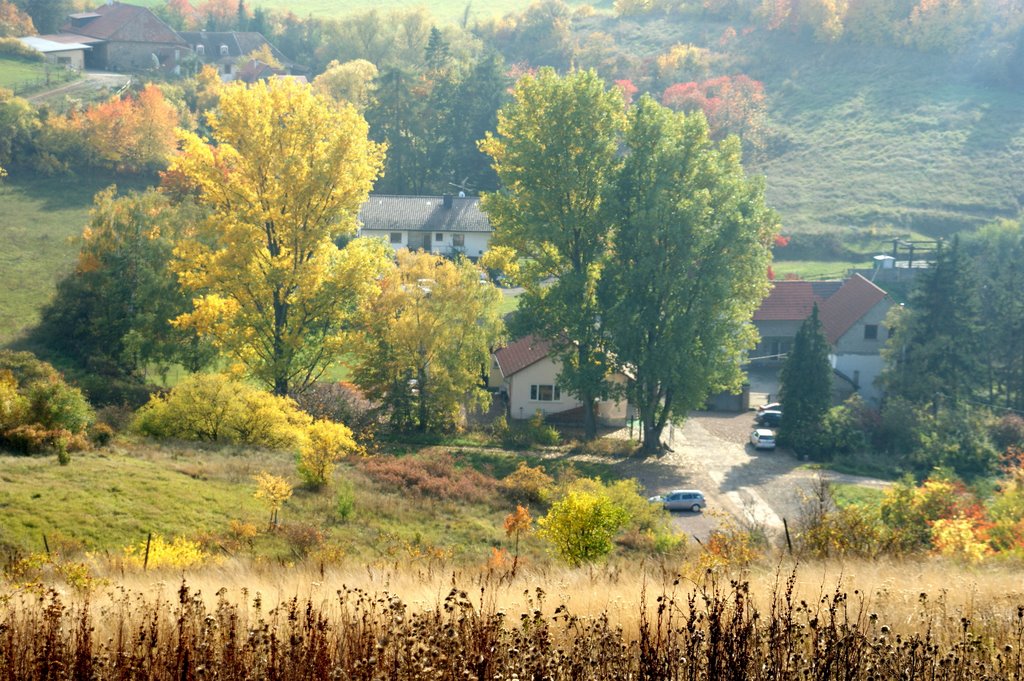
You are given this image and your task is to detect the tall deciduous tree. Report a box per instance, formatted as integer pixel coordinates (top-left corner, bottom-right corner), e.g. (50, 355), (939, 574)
(881, 238), (981, 408)
(779, 304), (833, 457)
(481, 68), (625, 440)
(602, 96), (776, 453)
(350, 250), (504, 432)
(169, 78), (389, 396)
(33, 187), (213, 385)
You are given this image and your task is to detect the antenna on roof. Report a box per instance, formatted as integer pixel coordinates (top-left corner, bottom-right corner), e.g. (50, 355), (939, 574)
(448, 176), (474, 196)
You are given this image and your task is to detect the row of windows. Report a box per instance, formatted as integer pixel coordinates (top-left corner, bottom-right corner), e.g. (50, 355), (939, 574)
(389, 232), (465, 247)
(530, 384), (561, 401)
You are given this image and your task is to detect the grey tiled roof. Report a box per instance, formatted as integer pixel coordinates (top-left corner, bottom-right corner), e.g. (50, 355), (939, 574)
(358, 195), (492, 234)
(178, 31), (292, 67)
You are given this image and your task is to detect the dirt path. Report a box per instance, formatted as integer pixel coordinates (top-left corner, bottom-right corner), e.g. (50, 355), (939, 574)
(27, 71), (130, 105)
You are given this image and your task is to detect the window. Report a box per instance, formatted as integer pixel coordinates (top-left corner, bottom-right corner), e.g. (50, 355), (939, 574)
(530, 385), (561, 401)
(389, 232), (402, 244)
(864, 324), (878, 340)
(435, 233), (443, 242)
(452, 233), (464, 248)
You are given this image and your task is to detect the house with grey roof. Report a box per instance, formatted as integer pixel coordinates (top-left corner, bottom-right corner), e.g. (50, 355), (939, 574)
(357, 194), (492, 260)
(178, 31), (295, 81)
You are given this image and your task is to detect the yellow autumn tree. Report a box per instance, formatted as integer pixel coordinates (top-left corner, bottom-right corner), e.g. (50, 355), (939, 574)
(350, 250), (504, 432)
(313, 59), (379, 110)
(169, 78), (389, 395)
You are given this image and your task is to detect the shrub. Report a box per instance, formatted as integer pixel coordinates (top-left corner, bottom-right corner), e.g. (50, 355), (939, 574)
(26, 377), (93, 433)
(297, 419), (359, 487)
(991, 413), (1024, 451)
(133, 373), (309, 449)
(360, 452), (499, 505)
(88, 422), (115, 446)
(537, 483), (629, 566)
(335, 479), (356, 522)
(122, 534), (212, 570)
(0, 37), (43, 61)
(291, 381), (378, 439)
(501, 461), (554, 505)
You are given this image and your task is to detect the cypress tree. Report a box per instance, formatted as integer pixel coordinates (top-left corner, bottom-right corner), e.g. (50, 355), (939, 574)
(778, 303), (832, 458)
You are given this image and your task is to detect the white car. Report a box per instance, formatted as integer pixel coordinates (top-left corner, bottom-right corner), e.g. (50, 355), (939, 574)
(750, 428), (776, 450)
(648, 490), (706, 512)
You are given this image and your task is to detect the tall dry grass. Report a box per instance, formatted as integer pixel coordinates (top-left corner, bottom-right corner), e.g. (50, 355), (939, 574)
(4, 557), (1024, 679)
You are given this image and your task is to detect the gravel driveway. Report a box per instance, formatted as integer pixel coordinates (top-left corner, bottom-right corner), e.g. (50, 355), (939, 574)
(600, 411), (890, 545)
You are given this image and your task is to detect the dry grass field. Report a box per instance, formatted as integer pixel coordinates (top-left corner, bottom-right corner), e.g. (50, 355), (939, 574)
(4, 558), (1024, 679)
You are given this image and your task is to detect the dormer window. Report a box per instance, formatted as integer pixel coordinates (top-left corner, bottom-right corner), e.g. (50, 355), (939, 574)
(219, 44), (229, 57)
(196, 44), (205, 56)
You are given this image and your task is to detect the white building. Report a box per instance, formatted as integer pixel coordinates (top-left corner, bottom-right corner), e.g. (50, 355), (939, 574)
(491, 335), (629, 426)
(357, 194), (492, 260)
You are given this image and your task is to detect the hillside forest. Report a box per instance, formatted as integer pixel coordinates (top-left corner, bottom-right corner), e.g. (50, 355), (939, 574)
(3, 1), (1024, 676)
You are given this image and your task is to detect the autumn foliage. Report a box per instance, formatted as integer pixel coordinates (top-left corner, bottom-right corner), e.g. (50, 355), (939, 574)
(661, 75), (766, 149)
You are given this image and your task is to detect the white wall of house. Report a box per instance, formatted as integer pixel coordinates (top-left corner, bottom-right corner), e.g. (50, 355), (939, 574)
(47, 49), (86, 70)
(503, 357), (628, 426)
(831, 352), (885, 404)
(830, 298), (892, 405)
(359, 229), (490, 258)
(506, 357), (581, 421)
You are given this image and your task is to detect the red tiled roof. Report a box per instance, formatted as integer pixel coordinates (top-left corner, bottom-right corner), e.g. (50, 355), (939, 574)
(64, 2), (185, 45)
(818, 274), (888, 344)
(493, 335), (552, 378)
(752, 280), (843, 321)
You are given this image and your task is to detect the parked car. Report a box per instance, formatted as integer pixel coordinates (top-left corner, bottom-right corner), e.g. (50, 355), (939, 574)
(756, 410), (782, 427)
(648, 489), (706, 512)
(750, 428), (776, 450)
(757, 401), (781, 414)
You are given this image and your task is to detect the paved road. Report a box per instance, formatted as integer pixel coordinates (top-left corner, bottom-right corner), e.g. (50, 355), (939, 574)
(27, 71), (131, 105)
(603, 411), (890, 546)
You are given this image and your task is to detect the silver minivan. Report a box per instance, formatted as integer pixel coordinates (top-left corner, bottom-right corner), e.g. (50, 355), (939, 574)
(649, 490), (706, 512)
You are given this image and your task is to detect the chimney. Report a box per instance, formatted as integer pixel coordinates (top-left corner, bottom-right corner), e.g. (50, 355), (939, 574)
(442, 194), (453, 209)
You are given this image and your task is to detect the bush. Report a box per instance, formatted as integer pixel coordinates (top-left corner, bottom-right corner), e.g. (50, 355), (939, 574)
(88, 422), (115, 446)
(335, 479), (356, 522)
(133, 373), (310, 450)
(991, 413), (1024, 451)
(360, 452), (499, 505)
(291, 381), (378, 439)
(501, 461), (555, 506)
(297, 419), (359, 487)
(122, 534), (213, 570)
(537, 481), (629, 566)
(0, 352), (94, 455)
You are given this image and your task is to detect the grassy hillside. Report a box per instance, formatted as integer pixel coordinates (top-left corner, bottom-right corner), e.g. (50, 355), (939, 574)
(0, 440), (605, 561)
(593, 16), (1024, 237)
(0, 176), (150, 345)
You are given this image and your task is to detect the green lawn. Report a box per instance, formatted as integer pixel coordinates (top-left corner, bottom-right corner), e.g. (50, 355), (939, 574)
(0, 175), (151, 345)
(0, 57), (47, 91)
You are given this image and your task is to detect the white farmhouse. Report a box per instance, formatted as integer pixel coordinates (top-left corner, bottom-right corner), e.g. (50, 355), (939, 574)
(357, 194), (492, 260)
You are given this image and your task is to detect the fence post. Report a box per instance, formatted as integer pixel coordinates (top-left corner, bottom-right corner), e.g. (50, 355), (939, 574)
(143, 532), (152, 571)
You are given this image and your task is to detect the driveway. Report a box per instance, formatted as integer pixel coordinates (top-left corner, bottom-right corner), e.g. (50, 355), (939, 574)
(605, 411), (890, 545)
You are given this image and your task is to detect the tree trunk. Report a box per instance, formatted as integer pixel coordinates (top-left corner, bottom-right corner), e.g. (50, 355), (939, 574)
(582, 397), (597, 441)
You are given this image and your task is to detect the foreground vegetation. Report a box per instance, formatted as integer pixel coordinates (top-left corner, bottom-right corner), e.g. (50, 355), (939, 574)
(4, 561), (1024, 679)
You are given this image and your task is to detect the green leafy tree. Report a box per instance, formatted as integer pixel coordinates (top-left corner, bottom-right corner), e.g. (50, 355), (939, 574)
(350, 250), (504, 432)
(602, 96), (776, 453)
(32, 187), (213, 389)
(881, 238), (981, 409)
(778, 304), (832, 458)
(481, 68), (625, 440)
(169, 78), (389, 396)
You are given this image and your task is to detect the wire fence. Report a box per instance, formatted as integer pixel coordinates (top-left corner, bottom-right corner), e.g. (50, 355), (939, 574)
(10, 67), (80, 96)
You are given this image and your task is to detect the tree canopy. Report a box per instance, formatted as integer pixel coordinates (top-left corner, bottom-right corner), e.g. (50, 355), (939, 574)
(778, 303), (833, 458)
(482, 68), (626, 439)
(350, 250), (504, 432)
(602, 95), (776, 453)
(169, 78), (389, 395)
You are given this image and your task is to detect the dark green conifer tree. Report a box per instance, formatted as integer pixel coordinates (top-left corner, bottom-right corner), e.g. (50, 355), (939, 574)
(778, 303), (832, 458)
